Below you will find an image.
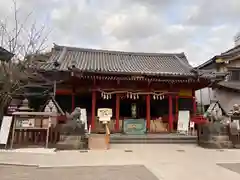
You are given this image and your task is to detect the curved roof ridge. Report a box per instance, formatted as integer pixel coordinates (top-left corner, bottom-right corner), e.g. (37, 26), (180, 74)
(53, 44), (185, 57)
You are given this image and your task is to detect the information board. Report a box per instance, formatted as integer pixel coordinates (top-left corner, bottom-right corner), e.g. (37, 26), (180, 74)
(123, 119), (146, 135)
(97, 108), (112, 122)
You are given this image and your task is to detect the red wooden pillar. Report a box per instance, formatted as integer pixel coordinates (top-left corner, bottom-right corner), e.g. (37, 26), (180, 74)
(146, 94), (151, 131)
(115, 94), (120, 132)
(71, 89), (75, 111)
(192, 91), (197, 115)
(168, 95), (173, 132)
(91, 90), (96, 130)
(175, 96), (179, 121)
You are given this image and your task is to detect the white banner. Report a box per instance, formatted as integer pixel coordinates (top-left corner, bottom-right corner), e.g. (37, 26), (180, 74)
(0, 116), (13, 145)
(80, 109), (88, 131)
(177, 111), (190, 134)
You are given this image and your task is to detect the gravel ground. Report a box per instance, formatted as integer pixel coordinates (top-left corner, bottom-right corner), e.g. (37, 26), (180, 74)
(0, 164), (159, 180)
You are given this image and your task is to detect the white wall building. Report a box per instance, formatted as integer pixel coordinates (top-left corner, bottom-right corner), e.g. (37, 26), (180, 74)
(195, 87), (215, 106)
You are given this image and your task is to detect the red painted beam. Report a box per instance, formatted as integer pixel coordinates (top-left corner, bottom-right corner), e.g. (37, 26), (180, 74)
(56, 89), (72, 95)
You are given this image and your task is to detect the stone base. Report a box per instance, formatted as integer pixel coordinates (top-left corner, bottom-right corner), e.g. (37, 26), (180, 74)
(56, 135), (88, 150)
(88, 134), (109, 150)
(198, 135), (233, 149)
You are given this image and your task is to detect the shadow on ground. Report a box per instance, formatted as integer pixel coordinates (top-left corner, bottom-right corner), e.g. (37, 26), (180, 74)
(0, 164), (159, 180)
(217, 163), (240, 175)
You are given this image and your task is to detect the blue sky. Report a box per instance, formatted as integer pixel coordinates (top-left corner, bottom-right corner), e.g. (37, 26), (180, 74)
(0, 0), (240, 66)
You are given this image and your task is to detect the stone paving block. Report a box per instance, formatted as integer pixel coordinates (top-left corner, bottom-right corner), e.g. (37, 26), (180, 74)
(217, 163), (240, 175)
(0, 165), (159, 180)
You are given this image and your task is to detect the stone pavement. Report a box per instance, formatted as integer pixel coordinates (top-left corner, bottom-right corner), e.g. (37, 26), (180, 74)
(1, 144), (240, 180)
(0, 165), (158, 180)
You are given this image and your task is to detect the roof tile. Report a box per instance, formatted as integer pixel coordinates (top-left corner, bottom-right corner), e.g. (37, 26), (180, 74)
(39, 45), (194, 76)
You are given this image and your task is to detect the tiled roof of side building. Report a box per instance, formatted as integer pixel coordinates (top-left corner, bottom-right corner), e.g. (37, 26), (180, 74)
(197, 45), (240, 69)
(218, 81), (240, 91)
(39, 44), (195, 77)
(0, 46), (14, 61)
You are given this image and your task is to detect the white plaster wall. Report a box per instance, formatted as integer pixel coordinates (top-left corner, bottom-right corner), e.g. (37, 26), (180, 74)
(195, 87), (215, 105)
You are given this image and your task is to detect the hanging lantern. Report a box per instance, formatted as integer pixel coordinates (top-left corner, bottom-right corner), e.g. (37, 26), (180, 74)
(130, 93), (133, 99)
(136, 94), (139, 99)
(101, 92), (104, 97)
(153, 95), (156, 100)
(159, 96), (162, 100)
(127, 93), (129, 99)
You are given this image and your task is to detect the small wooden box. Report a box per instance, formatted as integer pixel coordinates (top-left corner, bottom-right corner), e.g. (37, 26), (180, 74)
(88, 134), (109, 150)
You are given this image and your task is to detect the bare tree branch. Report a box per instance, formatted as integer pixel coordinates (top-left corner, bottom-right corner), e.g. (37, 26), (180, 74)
(0, 0), (52, 120)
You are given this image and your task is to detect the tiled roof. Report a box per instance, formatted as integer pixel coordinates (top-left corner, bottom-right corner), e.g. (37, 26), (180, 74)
(39, 44), (195, 77)
(0, 46), (14, 62)
(197, 45), (240, 69)
(218, 81), (240, 91)
(221, 44), (240, 56)
(196, 57), (215, 69)
(197, 70), (227, 79)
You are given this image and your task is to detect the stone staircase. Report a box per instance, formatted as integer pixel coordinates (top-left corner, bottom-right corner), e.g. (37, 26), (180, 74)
(110, 134), (197, 144)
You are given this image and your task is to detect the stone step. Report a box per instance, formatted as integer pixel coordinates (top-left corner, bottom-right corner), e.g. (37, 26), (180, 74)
(110, 135), (197, 144)
(110, 139), (197, 144)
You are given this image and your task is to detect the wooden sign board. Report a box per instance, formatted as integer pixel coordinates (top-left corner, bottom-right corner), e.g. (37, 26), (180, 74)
(21, 119), (35, 128)
(97, 108), (112, 122)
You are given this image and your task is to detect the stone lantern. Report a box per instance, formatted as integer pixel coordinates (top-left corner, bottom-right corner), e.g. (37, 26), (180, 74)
(18, 98), (32, 112)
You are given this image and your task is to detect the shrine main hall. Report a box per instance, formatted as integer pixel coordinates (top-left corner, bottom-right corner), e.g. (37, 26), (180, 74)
(34, 44), (217, 133)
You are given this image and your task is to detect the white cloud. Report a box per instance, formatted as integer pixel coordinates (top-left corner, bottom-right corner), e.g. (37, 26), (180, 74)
(1, 0), (240, 66)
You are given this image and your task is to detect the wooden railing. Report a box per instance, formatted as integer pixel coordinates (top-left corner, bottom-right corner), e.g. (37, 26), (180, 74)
(9, 126), (60, 148)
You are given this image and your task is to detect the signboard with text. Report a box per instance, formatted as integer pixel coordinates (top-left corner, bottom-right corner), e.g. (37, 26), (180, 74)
(97, 108), (112, 122)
